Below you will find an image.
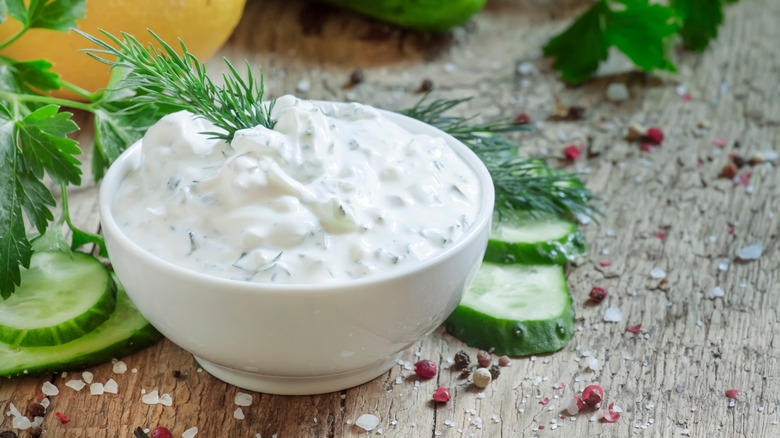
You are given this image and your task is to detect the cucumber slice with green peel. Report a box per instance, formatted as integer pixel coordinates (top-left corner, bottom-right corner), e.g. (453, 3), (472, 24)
(445, 263), (575, 356)
(484, 217), (586, 265)
(0, 252), (116, 347)
(0, 277), (162, 378)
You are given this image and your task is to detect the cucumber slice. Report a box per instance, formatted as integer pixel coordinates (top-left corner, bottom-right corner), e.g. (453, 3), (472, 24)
(484, 216), (586, 265)
(0, 252), (116, 347)
(0, 278), (162, 378)
(445, 263), (575, 356)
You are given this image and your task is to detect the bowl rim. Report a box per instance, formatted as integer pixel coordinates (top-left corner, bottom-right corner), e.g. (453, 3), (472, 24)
(98, 101), (495, 293)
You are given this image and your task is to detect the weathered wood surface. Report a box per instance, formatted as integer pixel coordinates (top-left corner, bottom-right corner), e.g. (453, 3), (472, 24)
(2, 0), (780, 436)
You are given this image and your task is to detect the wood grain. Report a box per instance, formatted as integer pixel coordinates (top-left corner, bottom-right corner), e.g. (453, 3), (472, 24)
(2, 0), (779, 436)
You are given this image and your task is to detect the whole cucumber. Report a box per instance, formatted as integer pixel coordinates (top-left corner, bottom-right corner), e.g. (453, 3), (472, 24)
(320, 0), (487, 32)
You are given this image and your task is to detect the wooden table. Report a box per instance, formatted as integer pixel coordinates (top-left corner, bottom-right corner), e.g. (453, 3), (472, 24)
(3, 0), (779, 436)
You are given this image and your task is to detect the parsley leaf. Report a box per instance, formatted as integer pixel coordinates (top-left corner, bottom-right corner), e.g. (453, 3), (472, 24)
(13, 0), (86, 32)
(5, 58), (61, 91)
(0, 114), (31, 299)
(16, 104), (81, 184)
(605, 1), (678, 72)
(672, 0), (724, 51)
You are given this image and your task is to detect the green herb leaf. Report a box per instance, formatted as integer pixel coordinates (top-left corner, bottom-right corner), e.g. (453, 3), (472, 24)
(6, 58), (61, 91)
(0, 114), (31, 299)
(672, 0), (725, 51)
(402, 94), (598, 221)
(25, 0), (86, 32)
(0, 1), (8, 24)
(18, 169), (55, 233)
(78, 29), (275, 142)
(4, 0), (26, 24)
(542, 1), (611, 85)
(16, 104), (81, 185)
(606, 0), (678, 72)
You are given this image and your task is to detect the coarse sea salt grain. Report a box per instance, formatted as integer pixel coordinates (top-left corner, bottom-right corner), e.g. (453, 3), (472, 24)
(113, 360), (128, 374)
(588, 357), (599, 371)
(159, 393), (173, 406)
(718, 258), (731, 272)
(40, 398), (50, 409)
(709, 286), (726, 299)
(650, 267), (667, 279)
(41, 381), (59, 396)
(142, 390), (160, 405)
(234, 408), (245, 420)
(603, 306), (623, 322)
(65, 379), (86, 391)
(355, 414), (380, 431)
(104, 379), (119, 394)
(235, 392), (253, 406)
(90, 382), (104, 395)
(182, 426), (198, 438)
(82, 371), (93, 384)
(737, 243), (764, 260)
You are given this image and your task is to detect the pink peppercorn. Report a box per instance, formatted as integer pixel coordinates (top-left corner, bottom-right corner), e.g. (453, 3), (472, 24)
(151, 427), (173, 438)
(432, 387), (451, 402)
(563, 143), (582, 160)
(582, 385), (603, 406)
(646, 127), (664, 144)
(589, 287), (608, 304)
(514, 112), (531, 125)
(414, 360), (437, 379)
(726, 389), (741, 399)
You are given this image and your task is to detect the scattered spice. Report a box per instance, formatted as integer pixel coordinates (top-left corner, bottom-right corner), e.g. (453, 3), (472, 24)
(488, 364), (501, 379)
(172, 370), (182, 379)
(602, 403), (621, 422)
(655, 232), (666, 240)
(473, 368), (492, 388)
(720, 162), (738, 179)
(151, 427), (173, 438)
(713, 137), (726, 147)
(476, 350), (492, 367)
(599, 261), (611, 267)
(563, 143), (582, 161)
(348, 68), (365, 87)
(54, 412), (70, 424)
(458, 368), (472, 380)
(681, 93), (692, 102)
(414, 360), (437, 379)
(626, 323), (642, 334)
(432, 387), (451, 403)
(0, 431), (18, 438)
(588, 286), (608, 304)
(645, 127), (664, 144)
(453, 350), (471, 369)
(735, 172), (751, 186)
(725, 389), (741, 399)
(28, 402), (45, 417)
(498, 355), (512, 367)
(538, 425), (545, 430)
(539, 397), (550, 405)
(513, 112), (531, 125)
(582, 385), (603, 406)
(549, 98), (586, 121)
(641, 143), (655, 152)
(417, 79), (433, 93)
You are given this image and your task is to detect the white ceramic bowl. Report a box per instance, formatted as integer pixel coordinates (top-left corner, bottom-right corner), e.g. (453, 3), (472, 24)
(98, 104), (494, 395)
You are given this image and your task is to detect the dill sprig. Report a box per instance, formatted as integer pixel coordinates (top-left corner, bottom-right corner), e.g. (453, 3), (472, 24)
(402, 94), (599, 221)
(77, 29), (274, 141)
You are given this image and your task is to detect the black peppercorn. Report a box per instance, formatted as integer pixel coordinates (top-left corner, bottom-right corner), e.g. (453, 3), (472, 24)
(453, 350), (470, 369)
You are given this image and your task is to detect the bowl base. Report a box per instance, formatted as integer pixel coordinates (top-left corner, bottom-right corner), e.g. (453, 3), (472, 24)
(193, 354), (401, 395)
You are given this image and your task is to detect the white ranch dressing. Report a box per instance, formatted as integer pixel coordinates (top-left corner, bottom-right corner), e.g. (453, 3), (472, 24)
(113, 95), (482, 283)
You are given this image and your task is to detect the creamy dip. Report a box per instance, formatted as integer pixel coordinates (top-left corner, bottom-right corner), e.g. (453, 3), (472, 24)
(113, 95), (482, 283)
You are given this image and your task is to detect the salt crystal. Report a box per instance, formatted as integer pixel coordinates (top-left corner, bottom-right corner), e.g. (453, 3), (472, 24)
(676, 85), (688, 96)
(113, 361), (128, 374)
(159, 393), (173, 406)
(142, 390), (160, 404)
(612, 404), (623, 413)
(182, 426), (198, 438)
(296, 79), (311, 93)
(588, 357), (599, 371)
(40, 398), (50, 409)
(82, 371), (93, 384)
(606, 229), (616, 237)
(104, 379), (118, 394)
(603, 306), (623, 322)
(718, 258), (731, 272)
(709, 286), (725, 299)
(565, 398), (580, 415)
(66, 379), (86, 391)
(606, 83), (629, 102)
(90, 383), (104, 395)
(41, 381), (59, 396)
(443, 63), (458, 73)
(681, 428), (690, 435)
(764, 150), (778, 161)
(516, 61), (536, 75)
(234, 408), (245, 420)
(12, 415), (32, 430)
(235, 392), (253, 406)
(649, 267), (666, 279)
(31, 416), (44, 428)
(737, 243), (763, 260)
(355, 414), (380, 431)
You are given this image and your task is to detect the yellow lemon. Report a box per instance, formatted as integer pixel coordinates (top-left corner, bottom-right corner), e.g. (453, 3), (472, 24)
(0, 0), (247, 100)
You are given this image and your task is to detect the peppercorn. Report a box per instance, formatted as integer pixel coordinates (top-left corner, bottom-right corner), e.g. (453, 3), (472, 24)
(567, 105), (586, 120)
(488, 364), (501, 379)
(348, 68), (365, 86)
(417, 78), (433, 93)
(473, 368), (492, 388)
(588, 286), (608, 304)
(498, 355), (512, 367)
(458, 368), (472, 380)
(476, 350), (491, 367)
(453, 350), (470, 369)
(0, 431), (18, 438)
(151, 427), (173, 438)
(414, 360), (437, 379)
(172, 370), (182, 379)
(28, 402), (45, 417)
(432, 386), (451, 402)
